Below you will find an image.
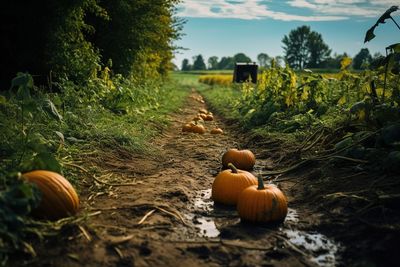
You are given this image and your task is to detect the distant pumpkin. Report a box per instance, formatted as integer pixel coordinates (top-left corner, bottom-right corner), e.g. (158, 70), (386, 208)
(182, 123), (193, 132)
(212, 163), (257, 205)
(191, 124), (206, 134)
(210, 128), (223, 134)
(22, 170), (79, 220)
(222, 149), (255, 171)
(199, 108), (208, 114)
(237, 177), (288, 224)
(203, 114), (214, 121)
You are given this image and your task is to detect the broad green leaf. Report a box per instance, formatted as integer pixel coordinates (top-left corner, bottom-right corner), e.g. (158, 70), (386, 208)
(31, 152), (61, 173)
(0, 95), (7, 104)
(337, 96), (346, 105)
(11, 73), (31, 89)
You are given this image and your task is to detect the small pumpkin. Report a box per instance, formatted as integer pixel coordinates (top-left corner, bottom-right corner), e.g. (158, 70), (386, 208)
(212, 163), (258, 205)
(203, 114), (214, 121)
(191, 124), (206, 134)
(182, 123), (193, 132)
(199, 108), (208, 114)
(193, 115), (203, 122)
(210, 128), (223, 134)
(222, 149), (255, 171)
(237, 177), (288, 223)
(199, 113), (208, 120)
(22, 170), (79, 220)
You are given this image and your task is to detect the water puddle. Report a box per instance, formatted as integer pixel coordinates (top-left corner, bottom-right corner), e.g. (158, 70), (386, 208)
(284, 229), (339, 266)
(190, 189), (220, 238)
(190, 189), (341, 266)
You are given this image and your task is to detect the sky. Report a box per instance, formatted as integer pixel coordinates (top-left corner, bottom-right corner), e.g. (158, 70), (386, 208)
(172, 0), (400, 68)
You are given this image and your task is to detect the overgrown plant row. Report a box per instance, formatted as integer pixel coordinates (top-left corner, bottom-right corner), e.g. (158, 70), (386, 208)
(0, 72), (188, 264)
(200, 52), (400, 172)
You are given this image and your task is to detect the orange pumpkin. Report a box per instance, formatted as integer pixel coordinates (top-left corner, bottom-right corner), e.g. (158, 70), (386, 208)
(210, 128), (223, 134)
(199, 113), (208, 120)
(203, 114), (214, 121)
(237, 177), (288, 223)
(182, 123), (193, 132)
(222, 149), (256, 171)
(191, 124), (206, 134)
(212, 163), (258, 205)
(199, 108), (208, 114)
(22, 170), (79, 220)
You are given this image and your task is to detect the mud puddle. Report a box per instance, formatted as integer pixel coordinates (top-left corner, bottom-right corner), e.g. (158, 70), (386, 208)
(190, 188), (341, 266)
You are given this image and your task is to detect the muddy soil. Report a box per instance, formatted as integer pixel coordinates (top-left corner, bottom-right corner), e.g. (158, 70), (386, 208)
(16, 91), (392, 267)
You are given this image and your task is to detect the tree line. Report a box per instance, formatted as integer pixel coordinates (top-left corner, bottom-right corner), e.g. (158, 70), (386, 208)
(181, 25), (381, 71)
(0, 0), (182, 89)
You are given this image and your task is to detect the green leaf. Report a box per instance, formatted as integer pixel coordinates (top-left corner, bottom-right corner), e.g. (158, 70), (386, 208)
(10, 73), (31, 89)
(31, 152), (61, 173)
(0, 95), (7, 104)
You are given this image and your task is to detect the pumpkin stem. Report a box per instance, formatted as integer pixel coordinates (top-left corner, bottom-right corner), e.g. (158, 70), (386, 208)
(257, 176), (265, 190)
(227, 163), (238, 173)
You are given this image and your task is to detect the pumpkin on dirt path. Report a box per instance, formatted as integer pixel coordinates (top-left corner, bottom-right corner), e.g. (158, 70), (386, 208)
(222, 149), (256, 171)
(22, 170), (80, 220)
(212, 163), (257, 205)
(237, 176), (288, 224)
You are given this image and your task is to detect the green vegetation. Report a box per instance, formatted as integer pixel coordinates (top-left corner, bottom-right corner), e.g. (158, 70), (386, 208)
(199, 48), (400, 171)
(0, 72), (189, 264)
(0, 0), (182, 87)
(0, 0), (185, 264)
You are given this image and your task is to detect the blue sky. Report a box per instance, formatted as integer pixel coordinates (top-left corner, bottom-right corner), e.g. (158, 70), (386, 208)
(172, 0), (400, 68)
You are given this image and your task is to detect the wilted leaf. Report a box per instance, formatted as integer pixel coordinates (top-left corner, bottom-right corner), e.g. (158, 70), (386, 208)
(365, 6), (399, 43)
(22, 241), (36, 257)
(55, 131), (65, 143)
(377, 6), (399, 24)
(340, 57), (352, 70)
(43, 99), (63, 121)
(364, 25), (376, 43)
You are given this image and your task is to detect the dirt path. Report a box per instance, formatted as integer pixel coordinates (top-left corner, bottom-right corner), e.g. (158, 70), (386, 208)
(28, 91), (340, 267)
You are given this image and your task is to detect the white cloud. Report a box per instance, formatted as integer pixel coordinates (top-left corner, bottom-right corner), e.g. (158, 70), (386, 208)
(178, 0), (346, 21)
(177, 0), (399, 21)
(288, 0), (399, 17)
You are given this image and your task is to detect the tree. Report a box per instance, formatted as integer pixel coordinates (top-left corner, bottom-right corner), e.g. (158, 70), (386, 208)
(282, 26), (331, 69)
(282, 26), (311, 69)
(257, 53), (271, 68)
(233, 53), (252, 63)
(307, 31), (331, 68)
(353, 48), (372, 69)
(192, 55), (206, 70)
(218, 57), (235, 70)
(181, 58), (191, 71)
(322, 53), (349, 69)
(208, 56), (219, 70)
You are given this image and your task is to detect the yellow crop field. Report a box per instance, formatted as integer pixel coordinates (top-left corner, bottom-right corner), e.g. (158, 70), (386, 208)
(198, 74), (232, 86)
